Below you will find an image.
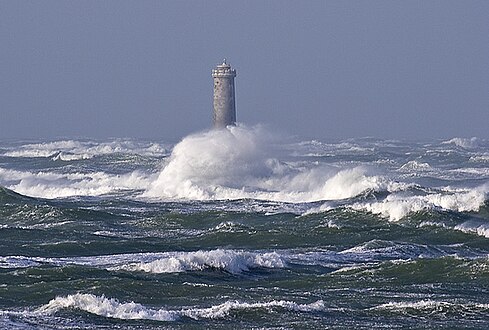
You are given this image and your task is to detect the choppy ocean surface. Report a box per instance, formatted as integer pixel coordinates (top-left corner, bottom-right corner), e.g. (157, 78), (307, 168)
(1, 126), (488, 329)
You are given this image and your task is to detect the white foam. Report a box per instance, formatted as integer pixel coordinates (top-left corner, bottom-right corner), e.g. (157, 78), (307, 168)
(349, 186), (487, 221)
(302, 203), (334, 215)
(7, 249), (398, 273)
(144, 125), (274, 200)
(2, 133), (487, 207)
(4, 141), (81, 158)
(329, 263), (379, 274)
(373, 300), (450, 311)
(180, 299), (325, 320)
(51, 152), (92, 161)
(0, 250), (286, 273)
(399, 160), (432, 172)
(447, 167), (489, 178)
(116, 249), (286, 274)
(454, 220), (489, 238)
(37, 293), (324, 321)
(469, 154), (489, 163)
(442, 137), (479, 149)
(337, 240), (444, 261)
(37, 293), (178, 321)
(144, 126), (400, 203)
(0, 167), (152, 198)
(372, 299), (489, 313)
(0, 256), (42, 269)
(3, 140), (168, 160)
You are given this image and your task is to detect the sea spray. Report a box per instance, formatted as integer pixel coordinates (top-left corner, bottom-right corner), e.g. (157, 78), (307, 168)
(144, 125), (394, 202)
(144, 125), (273, 199)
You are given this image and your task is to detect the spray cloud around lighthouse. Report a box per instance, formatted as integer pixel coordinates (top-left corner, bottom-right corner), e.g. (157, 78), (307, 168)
(144, 60), (393, 202)
(144, 60), (488, 220)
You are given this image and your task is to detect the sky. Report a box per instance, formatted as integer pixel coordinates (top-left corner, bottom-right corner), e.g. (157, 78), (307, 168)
(0, 1), (488, 141)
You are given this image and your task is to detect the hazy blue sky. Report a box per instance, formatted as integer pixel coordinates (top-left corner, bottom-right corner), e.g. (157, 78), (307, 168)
(1, 1), (488, 141)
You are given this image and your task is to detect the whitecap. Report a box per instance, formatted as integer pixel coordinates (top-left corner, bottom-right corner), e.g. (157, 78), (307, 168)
(0, 256), (43, 269)
(114, 249), (286, 274)
(454, 220), (489, 238)
(180, 299), (325, 320)
(0, 167), (153, 199)
(398, 160), (432, 172)
(371, 299), (489, 314)
(469, 154), (489, 163)
(3, 140), (168, 160)
(143, 125), (401, 203)
(442, 137), (479, 149)
(36, 293), (178, 321)
(347, 186), (487, 221)
(36, 293), (325, 321)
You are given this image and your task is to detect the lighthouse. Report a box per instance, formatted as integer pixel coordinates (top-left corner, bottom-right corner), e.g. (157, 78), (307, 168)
(212, 60), (236, 128)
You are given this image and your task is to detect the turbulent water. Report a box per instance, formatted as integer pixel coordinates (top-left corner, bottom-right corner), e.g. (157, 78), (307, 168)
(1, 126), (489, 329)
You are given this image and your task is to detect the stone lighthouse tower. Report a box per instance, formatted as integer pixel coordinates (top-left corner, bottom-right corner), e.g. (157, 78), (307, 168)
(212, 59), (236, 128)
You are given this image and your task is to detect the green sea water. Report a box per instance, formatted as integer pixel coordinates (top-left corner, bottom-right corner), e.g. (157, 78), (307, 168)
(1, 131), (489, 329)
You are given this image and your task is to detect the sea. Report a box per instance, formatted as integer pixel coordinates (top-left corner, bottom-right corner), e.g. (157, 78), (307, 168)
(0, 125), (488, 329)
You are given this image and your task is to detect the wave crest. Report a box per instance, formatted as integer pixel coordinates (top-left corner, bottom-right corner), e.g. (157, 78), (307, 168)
(37, 293), (324, 321)
(144, 126), (396, 202)
(114, 249), (286, 274)
(442, 137), (479, 149)
(37, 293), (177, 321)
(3, 140), (168, 160)
(371, 299), (489, 318)
(350, 186), (487, 221)
(0, 167), (151, 199)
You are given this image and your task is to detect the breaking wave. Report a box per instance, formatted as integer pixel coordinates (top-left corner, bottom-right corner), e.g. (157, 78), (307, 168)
(0, 249), (286, 274)
(113, 249), (286, 274)
(398, 160), (432, 172)
(1, 130), (487, 222)
(303, 185), (488, 221)
(454, 220), (489, 238)
(144, 126), (402, 202)
(37, 294), (178, 321)
(0, 167), (151, 199)
(371, 299), (489, 317)
(2, 139), (168, 160)
(349, 186), (488, 221)
(37, 293), (324, 321)
(442, 137), (479, 149)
